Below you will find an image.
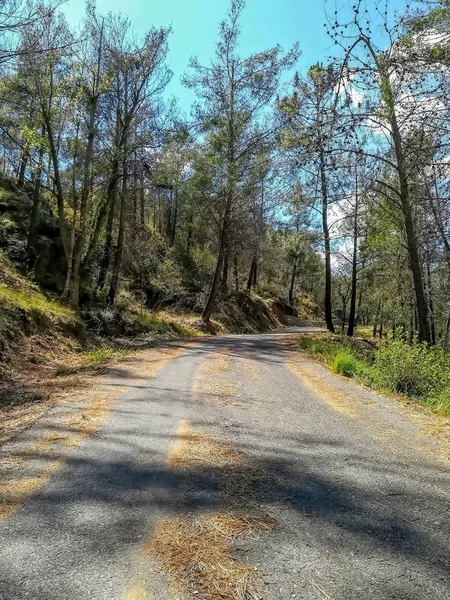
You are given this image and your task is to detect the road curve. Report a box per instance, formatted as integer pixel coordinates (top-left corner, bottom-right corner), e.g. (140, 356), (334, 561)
(0, 330), (449, 600)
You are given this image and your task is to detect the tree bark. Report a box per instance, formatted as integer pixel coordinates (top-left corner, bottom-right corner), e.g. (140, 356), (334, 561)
(247, 256), (257, 294)
(171, 188), (178, 246)
(69, 97), (98, 307)
(221, 244), (229, 293)
(43, 110), (70, 260)
(426, 261), (436, 345)
(17, 149), (29, 187)
(139, 171), (145, 229)
(233, 254), (239, 292)
(289, 259), (297, 306)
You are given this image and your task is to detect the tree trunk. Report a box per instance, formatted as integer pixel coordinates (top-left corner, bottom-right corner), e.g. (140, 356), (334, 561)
(347, 183), (359, 337)
(319, 148), (334, 333)
(426, 261), (436, 345)
(43, 112), (70, 259)
(247, 256), (257, 294)
(96, 180), (118, 293)
(382, 67), (431, 343)
(443, 310), (450, 350)
(166, 189), (172, 241)
(140, 171), (145, 229)
(27, 138), (45, 265)
(289, 260), (297, 306)
(221, 244), (229, 293)
(203, 66), (236, 323)
(69, 101), (97, 307)
(342, 300), (347, 334)
(107, 151), (128, 304)
(233, 254), (239, 292)
(171, 188), (178, 246)
(202, 198), (231, 322)
(17, 149), (29, 187)
(373, 299), (381, 338)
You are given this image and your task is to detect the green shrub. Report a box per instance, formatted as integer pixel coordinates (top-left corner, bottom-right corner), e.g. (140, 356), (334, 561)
(332, 351), (362, 378)
(366, 338), (449, 398)
(427, 388), (450, 416)
(297, 335), (345, 364)
(298, 335), (314, 352)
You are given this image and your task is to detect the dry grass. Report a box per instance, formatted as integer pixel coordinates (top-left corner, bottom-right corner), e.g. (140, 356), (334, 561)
(167, 420), (244, 471)
(192, 348), (241, 407)
(148, 512), (274, 600)
(124, 580), (148, 600)
(287, 356), (359, 418)
(0, 458), (63, 519)
(146, 421), (278, 600)
(219, 401), (246, 409)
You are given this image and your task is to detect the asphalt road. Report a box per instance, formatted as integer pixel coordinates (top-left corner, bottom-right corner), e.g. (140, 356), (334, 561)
(0, 330), (449, 599)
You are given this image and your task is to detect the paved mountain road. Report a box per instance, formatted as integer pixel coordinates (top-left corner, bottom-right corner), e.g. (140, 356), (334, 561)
(0, 330), (449, 600)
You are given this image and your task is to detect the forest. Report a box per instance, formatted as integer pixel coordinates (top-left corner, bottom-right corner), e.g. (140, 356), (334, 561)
(0, 0), (449, 349)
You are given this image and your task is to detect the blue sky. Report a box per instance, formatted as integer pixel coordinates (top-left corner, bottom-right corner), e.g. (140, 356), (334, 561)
(64, 0), (408, 115)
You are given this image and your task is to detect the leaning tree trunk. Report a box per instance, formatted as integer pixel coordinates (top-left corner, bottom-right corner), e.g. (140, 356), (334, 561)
(43, 110), (70, 260)
(202, 197), (231, 322)
(246, 256), (257, 294)
(393, 127), (430, 343)
(96, 160), (120, 292)
(380, 65), (431, 344)
(69, 100), (98, 308)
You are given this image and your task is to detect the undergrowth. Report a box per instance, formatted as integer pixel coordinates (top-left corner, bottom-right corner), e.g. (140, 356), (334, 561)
(331, 350), (362, 378)
(0, 284), (75, 322)
(298, 334), (450, 416)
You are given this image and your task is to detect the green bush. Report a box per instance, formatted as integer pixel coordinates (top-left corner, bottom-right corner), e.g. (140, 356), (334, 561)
(366, 338), (450, 399)
(298, 335), (314, 352)
(297, 335), (346, 364)
(332, 350), (361, 378)
(427, 388), (450, 416)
